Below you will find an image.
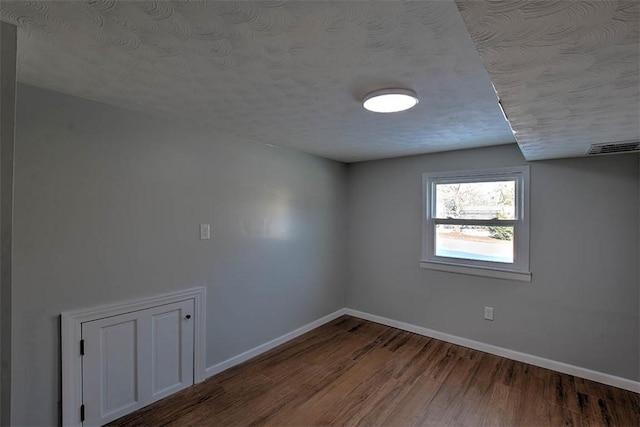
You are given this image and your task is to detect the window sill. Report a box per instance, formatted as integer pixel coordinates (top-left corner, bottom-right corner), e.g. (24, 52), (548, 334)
(419, 261), (532, 282)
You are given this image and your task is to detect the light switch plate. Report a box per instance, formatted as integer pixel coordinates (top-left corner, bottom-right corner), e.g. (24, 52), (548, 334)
(200, 224), (210, 240)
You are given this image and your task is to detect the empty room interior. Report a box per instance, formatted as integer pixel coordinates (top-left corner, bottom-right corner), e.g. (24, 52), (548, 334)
(0, 1), (639, 426)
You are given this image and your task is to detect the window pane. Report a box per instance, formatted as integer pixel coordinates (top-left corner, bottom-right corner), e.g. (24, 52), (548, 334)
(435, 225), (514, 263)
(435, 181), (515, 219)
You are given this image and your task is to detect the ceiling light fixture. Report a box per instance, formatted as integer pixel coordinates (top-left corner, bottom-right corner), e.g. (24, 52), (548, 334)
(362, 88), (419, 113)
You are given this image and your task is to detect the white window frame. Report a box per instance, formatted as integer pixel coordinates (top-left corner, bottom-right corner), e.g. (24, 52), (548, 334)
(420, 166), (531, 282)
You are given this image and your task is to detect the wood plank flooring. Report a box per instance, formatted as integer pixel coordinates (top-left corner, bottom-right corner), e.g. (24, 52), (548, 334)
(111, 316), (640, 426)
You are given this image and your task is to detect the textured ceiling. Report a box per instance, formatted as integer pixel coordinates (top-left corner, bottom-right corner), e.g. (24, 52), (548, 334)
(456, 0), (640, 161)
(0, 0), (516, 163)
(4, 1), (635, 163)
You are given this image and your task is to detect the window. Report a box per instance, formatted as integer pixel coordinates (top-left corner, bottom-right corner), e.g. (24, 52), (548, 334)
(421, 166), (531, 281)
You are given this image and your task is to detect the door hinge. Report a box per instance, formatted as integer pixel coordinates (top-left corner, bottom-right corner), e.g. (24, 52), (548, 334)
(80, 404), (85, 422)
(80, 339), (85, 356)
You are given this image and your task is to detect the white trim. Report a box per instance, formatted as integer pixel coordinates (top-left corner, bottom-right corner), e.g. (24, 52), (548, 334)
(205, 309), (346, 378)
(61, 287), (207, 426)
(419, 261), (532, 282)
(203, 306), (639, 393)
(422, 166), (530, 180)
(344, 308), (640, 393)
(422, 166), (531, 277)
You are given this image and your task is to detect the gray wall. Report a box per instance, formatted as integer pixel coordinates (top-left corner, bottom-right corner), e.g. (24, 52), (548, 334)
(13, 84), (347, 425)
(346, 144), (639, 382)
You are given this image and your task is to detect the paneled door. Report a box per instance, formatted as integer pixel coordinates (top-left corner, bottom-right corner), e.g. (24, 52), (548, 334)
(81, 300), (194, 426)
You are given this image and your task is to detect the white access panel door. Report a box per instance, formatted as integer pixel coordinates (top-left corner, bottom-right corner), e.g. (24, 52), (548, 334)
(81, 299), (194, 426)
(148, 301), (194, 401)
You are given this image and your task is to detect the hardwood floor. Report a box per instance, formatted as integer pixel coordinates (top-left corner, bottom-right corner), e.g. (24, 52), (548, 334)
(111, 316), (640, 426)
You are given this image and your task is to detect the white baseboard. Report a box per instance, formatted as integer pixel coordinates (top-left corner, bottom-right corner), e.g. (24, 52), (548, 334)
(204, 307), (639, 393)
(205, 308), (347, 378)
(344, 308), (640, 393)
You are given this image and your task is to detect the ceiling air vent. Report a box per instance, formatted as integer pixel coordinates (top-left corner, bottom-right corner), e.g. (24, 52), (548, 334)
(587, 141), (640, 155)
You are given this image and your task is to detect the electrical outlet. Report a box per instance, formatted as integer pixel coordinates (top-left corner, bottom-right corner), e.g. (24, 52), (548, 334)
(484, 307), (494, 321)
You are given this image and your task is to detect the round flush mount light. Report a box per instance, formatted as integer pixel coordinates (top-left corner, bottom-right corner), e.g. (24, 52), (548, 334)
(362, 88), (419, 113)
